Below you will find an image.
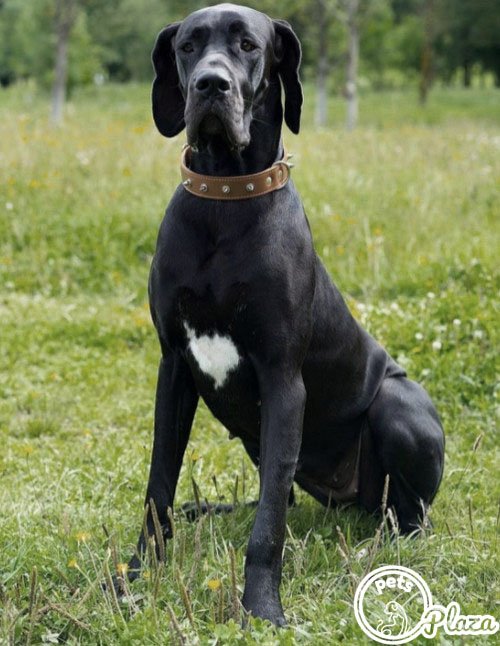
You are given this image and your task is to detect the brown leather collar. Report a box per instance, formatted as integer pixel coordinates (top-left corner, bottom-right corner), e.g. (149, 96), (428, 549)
(180, 145), (293, 200)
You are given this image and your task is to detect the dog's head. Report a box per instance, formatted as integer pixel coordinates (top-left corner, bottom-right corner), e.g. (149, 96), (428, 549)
(151, 3), (302, 151)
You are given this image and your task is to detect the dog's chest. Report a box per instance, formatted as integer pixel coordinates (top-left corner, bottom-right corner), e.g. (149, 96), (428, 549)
(183, 322), (241, 389)
(153, 207), (263, 408)
(169, 273), (253, 394)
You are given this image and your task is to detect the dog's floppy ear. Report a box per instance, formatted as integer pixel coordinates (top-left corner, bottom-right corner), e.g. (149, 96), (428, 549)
(273, 19), (303, 134)
(152, 23), (185, 137)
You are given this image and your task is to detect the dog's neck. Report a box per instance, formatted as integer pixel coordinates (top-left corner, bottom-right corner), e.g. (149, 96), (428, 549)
(188, 80), (284, 177)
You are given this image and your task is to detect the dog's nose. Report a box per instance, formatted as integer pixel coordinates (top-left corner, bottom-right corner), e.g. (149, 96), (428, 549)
(195, 70), (231, 97)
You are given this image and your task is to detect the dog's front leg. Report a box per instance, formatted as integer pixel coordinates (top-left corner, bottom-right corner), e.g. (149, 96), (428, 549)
(127, 351), (198, 578)
(242, 363), (305, 626)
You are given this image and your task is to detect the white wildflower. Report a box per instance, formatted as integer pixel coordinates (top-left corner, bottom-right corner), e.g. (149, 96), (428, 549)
(76, 150), (92, 166)
(397, 354), (411, 369)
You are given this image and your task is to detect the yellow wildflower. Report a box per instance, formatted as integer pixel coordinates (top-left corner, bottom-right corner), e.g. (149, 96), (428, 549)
(116, 563), (129, 576)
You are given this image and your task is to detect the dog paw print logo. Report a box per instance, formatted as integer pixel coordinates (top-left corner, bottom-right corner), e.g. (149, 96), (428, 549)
(354, 566), (431, 644)
(377, 600), (409, 638)
(354, 565), (499, 644)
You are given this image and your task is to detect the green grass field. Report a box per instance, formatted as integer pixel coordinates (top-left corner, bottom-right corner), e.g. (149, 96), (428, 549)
(0, 84), (499, 644)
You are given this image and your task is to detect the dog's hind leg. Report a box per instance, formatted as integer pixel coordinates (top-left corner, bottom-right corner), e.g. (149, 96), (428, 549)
(126, 351), (198, 579)
(364, 376), (445, 534)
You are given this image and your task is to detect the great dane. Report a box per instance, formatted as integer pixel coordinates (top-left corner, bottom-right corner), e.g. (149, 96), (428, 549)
(123, 3), (445, 626)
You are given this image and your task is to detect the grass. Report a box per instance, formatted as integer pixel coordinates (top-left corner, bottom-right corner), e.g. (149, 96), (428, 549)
(0, 82), (499, 644)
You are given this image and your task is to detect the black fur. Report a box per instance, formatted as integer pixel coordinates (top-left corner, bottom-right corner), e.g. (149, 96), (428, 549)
(125, 3), (445, 626)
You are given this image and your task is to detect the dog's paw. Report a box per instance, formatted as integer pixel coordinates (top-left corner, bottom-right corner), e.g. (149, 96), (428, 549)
(102, 554), (142, 599)
(242, 594), (287, 627)
(181, 501), (236, 521)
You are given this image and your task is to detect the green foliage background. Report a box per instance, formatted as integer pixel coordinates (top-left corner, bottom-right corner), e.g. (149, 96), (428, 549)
(1, 0), (500, 91)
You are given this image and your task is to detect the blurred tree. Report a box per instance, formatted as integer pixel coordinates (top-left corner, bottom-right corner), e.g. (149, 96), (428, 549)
(0, 0), (54, 86)
(385, 0), (432, 98)
(0, 0), (18, 86)
(310, 0), (347, 127)
(345, 0), (359, 130)
(384, 13), (423, 77)
(0, 0), (100, 91)
(1, 0), (499, 106)
(305, 0), (393, 128)
(338, 1), (393, 128)
(419, 0), (434, 104)
(314, 0), (334, 127)
(68, 10), (102, 87)
(51, 0), (78, 124)
(85, 0), (169, 82)
(359, 0), (394, 88)
(435, 0), (500, 87)
(389, 0), (500, 91)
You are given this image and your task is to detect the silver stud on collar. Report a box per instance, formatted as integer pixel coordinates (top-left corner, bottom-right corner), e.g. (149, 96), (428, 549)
(266, 176), (272, 186)
(183, 179), (192, 187)
(200, 183), (208, 192)
(246, 183), (254, 192)
(222, 185), (231, 194)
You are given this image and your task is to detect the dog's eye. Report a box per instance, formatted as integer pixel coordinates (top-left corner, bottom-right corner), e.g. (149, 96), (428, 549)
(180, 42), (194, 53)
(241, 39), (256, 52)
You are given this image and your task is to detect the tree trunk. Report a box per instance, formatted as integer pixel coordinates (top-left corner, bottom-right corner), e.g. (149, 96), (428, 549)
(345, 0), (359, 131)
(419, 0), (434, 105)
(51, 0), (78, 125)
(463, 59), (472, 87)
(315, 0), (329, 127)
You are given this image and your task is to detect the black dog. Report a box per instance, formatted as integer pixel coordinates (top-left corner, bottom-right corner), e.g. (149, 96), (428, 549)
(124, 3), (445, 626)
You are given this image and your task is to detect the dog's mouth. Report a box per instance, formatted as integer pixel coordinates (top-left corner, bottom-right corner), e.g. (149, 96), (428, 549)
(199, 114), (226, 136)
(185, 100), (250, 152)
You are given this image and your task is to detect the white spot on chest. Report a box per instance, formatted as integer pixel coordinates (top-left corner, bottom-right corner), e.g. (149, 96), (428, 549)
(184, 322), (240, 389)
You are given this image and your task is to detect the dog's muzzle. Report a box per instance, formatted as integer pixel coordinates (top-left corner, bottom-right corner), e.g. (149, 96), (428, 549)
(185, 57), (250, 150)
